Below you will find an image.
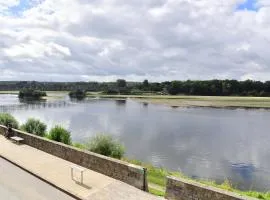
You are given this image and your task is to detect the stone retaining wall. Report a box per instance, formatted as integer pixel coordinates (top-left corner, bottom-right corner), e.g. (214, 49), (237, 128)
(165, 176), (257, 200)
(0, 125), (148, 191)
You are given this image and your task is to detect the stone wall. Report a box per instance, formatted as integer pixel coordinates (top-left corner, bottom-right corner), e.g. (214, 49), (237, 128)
(0, 125), (148, 191)
(165, 176), (257, 200)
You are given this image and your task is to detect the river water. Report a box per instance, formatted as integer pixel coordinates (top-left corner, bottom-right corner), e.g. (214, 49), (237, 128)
(1, 94), (270, 191)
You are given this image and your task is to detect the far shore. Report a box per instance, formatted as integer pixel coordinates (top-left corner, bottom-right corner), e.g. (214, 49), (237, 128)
(1, 91), (270, 109)
(0, 91), (68, 101)
(87, 93), (270, 109)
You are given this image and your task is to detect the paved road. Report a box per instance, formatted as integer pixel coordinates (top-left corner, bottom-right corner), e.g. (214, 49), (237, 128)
(0, 157), (76, 200)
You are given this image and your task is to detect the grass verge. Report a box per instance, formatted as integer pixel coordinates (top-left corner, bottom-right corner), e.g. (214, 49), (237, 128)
(123, 158), (270, 199)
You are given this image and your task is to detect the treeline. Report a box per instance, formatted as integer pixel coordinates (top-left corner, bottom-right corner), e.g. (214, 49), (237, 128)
(0, 81), (105, 91)
(1, 79), (270, 96)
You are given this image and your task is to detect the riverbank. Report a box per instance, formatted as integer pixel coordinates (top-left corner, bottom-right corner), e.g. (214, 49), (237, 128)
(2, 91), (270, 109)
(123, 158), (270, 199)
(87, 93), (270, 109)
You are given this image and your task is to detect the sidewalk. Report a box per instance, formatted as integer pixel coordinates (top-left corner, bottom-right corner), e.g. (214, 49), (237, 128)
(0, 157), (76, 200)
(0, 135), (163, 200)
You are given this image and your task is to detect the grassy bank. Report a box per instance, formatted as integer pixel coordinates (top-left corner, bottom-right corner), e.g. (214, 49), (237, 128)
(87, 93), (270, 109)
(0, 91), (19, 94)
(123, 158), (270, 199)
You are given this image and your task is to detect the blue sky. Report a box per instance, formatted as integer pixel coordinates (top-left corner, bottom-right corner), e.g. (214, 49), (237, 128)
(237, 0), (258, 11)
(7, 0), (260, 16)
(8, 0), (42, 15)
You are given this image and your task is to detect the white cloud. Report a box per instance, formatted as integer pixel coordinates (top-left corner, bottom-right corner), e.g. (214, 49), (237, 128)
(0, 0), (20, 11)
(1, 0), (270, 81)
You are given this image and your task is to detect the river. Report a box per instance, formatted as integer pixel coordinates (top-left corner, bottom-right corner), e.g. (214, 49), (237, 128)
(0, 94), (270, 191)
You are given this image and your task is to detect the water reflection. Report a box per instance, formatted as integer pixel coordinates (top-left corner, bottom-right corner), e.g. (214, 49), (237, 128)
(115, 99), (126, 106)
(142, 102), (149, 107)
(231, 163), (255, 181)
(0, 100), (72, 112)
(1, 94), (270, 191)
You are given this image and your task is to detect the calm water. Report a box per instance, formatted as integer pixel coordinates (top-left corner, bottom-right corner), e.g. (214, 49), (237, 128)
(1, 94), (270, 191)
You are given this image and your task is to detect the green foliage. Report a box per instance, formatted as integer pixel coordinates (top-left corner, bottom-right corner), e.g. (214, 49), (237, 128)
(69, 89), (86, 99)
(19, 89), (46, 99)
(102, 88), (118, 95)
(116, 79), (127, 88)
(219, 179), (233, 191)
(2, 79), (270, 97)
(0, 113), (19, 129)
(148, 188), (165, 197)
(142, 79), (149, 89)
(21, 118), (47, 137)
(48, 126), (71, 145)
(86, 134), (125, 159)
(130, 89), (143, 95)
(73, 142), (86, 149)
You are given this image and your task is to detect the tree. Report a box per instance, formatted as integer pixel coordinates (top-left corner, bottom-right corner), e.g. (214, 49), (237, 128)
(142, 79), (149, 90)
(116, 79), (127, 88)
(19, 89), (47, 100)
(69, 89), (86, 100)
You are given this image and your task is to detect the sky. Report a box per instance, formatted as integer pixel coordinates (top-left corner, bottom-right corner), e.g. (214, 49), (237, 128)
(0, 0), (270, 82)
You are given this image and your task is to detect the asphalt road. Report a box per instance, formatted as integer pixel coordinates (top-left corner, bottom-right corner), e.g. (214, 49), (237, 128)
(0, 157), (76, 200)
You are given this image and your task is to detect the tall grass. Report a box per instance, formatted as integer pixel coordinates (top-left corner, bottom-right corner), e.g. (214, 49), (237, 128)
(85, 134), (125, 159)
(21, 118), (47, 137)
(0, 113), (19, 129)
(48, 126), (71, 145)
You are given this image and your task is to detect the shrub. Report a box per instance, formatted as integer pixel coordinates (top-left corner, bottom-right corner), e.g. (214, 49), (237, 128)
(19, 89), (47, 99)
(102, 88), (118, 95)
(86, 134), (125, 159)
(21, 118), (47, 137)
(48, 126), (71, 145)
(0, 113), (19, 129)
(69, 89), (86, 99)
(130, 89), (143, 95)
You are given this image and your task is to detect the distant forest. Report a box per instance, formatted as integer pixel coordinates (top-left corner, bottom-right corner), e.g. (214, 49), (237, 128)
(1, 79), (270, 97)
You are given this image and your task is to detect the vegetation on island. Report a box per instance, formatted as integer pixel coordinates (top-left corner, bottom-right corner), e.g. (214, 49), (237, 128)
(2, 79), (270, 97)
(18, 89), (47, 100)
(1, 113), (270, 199)
(68, 89), (86, 99)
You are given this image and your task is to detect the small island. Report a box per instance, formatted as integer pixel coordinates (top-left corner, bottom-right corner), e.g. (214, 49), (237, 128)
(69, 89), (86, 99)
(18, 89), (47, 100)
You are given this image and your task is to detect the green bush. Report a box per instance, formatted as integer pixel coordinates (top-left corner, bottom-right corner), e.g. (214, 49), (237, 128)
(19, 89), (47, 99)
(130, 89), (143, 95)
(48, 126), (71, 145)
(86, 134), (125, 159)
(0, 113), (19, 129)
(21, 118), (47, 137)
(69, 89), (86, 99)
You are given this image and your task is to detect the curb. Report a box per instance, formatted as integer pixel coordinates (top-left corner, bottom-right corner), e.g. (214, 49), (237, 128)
(0, 154), (84, 200)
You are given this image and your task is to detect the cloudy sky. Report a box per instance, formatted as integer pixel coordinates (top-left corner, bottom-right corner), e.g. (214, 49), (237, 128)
(0, 0), (270, 82)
